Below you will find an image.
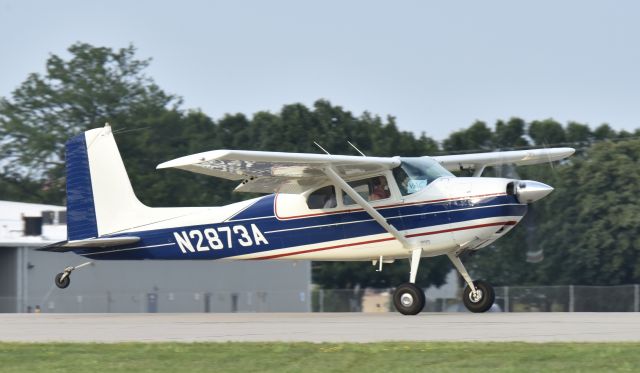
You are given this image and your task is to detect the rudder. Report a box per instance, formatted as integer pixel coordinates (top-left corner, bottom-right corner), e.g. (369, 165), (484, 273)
(65, 133), (99, 240)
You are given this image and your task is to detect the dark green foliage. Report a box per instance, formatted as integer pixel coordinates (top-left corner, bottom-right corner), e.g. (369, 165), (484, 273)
(529, 119), (566, 146)
(494, 118), (528, 149)
(0, 42), (179, 203)
(565, 121), (592, 144)
(467, 140), (640, 286)
(442, 121), (493, 152)
(430, 113), (638, 287)
(593, 124), (618, 140)
(535, 140), (640, 285)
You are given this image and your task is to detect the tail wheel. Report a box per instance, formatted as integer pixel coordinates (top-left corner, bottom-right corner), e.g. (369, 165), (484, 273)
(55, 273), (70, 289)
(463, 279), (495, 313)
(393, 283), (425, 315)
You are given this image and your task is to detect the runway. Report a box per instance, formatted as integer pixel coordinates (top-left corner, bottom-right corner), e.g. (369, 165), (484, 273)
(1, 313), (639, 343)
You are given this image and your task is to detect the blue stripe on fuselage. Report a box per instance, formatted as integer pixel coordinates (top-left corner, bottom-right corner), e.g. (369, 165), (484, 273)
(77, 194), (526, 260)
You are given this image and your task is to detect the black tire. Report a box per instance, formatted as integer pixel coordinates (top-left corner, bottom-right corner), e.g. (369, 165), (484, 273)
(55, 272), (70, 289)
(393, 283), (425, 315)
(462, 279), (494, 313)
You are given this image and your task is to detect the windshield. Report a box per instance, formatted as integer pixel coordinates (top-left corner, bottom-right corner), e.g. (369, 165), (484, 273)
(392, 157), (453, 196)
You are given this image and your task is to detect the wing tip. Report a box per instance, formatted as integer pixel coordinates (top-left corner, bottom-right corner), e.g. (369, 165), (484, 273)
(557, 147), (576, 158)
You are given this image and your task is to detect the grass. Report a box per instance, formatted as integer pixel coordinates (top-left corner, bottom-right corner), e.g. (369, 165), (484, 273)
(0, 342), (639, 372)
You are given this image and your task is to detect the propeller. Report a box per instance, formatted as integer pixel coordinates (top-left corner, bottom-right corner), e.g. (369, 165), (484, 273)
(493, 157), (545, 263)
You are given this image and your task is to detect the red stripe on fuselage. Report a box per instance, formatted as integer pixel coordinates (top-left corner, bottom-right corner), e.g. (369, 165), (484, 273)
(274, 192), (507, 220)
(250, 220), (517, 260)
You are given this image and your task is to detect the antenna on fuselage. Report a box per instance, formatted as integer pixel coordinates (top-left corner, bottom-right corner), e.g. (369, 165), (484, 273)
(313, 141), (331, 155)
(347, 141), (367, 157)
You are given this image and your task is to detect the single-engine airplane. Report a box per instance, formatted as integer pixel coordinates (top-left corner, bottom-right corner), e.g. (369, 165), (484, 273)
(41, 124), (574, 315)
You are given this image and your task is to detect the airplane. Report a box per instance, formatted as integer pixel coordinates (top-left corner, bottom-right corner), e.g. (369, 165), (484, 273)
(40, 124), (574, 315)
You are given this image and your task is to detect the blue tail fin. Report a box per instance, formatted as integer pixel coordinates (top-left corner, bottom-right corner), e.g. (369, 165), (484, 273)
(65, 133), (99, 240)
(64, 125), (163, 239)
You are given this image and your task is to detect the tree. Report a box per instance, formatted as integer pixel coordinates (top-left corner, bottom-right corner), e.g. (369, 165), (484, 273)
(0, 42), (179, 202)
(565, 122), (592, 144)
(494, 118), (528, 149)
(593, 124), (618, 141)
(471, 139), (640, 285)
(0, 171), (50, 204)
(528, 119), (566, 146)
(442, 121), (493, 152)
(534, 139), (640, 284)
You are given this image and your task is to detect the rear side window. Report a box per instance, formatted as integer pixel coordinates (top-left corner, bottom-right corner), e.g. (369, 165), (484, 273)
(307, 185), (337, 209)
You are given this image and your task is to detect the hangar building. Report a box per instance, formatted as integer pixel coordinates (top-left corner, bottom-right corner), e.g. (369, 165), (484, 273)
(0, 200), (311, 313)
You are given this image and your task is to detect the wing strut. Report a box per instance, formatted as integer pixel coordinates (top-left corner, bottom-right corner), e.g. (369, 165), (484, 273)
(323, 165), (420, 244)
(323, 167), (423, 283)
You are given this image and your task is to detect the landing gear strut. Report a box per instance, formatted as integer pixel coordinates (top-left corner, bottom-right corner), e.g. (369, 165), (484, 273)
(394, 248), (426, 315)
(393, 249), (496, 315)
(54, 262), (92, 289)
(447, 252), (495, 313)
(462, 279), (495, 313)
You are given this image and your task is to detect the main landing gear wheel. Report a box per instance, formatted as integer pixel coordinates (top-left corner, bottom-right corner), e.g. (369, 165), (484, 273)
(54, 272), (70, 289)
(463, 279), (495, 313)
(394, 283), (426, 315)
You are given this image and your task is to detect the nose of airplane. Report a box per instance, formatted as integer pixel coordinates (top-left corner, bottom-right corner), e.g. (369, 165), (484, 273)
(513, 180), (554, 203)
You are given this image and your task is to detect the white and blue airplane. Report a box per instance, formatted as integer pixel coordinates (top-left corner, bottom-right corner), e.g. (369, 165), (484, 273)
(41, 124), (574, 315)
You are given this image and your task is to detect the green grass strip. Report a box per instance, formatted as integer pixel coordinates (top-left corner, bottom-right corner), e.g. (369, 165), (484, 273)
(0, 342), (639, 373)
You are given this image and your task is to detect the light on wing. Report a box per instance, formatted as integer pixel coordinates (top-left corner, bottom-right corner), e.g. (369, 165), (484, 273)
(157, 150), (400, 194)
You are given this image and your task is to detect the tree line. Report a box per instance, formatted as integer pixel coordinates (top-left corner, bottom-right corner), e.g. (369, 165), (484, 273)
(1, 43), (638, 287)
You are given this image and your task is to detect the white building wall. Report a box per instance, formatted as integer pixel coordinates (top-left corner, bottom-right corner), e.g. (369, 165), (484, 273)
(20, 248), (311, 313)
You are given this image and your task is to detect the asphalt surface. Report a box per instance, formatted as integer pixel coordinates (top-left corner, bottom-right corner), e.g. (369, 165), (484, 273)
(1, 313), (638, 343)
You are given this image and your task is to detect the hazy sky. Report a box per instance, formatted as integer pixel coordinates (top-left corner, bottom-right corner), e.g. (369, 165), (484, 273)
(1, 0), (639, 140)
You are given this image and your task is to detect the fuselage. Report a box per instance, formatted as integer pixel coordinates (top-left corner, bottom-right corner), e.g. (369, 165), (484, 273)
(73, 176), (526, 261)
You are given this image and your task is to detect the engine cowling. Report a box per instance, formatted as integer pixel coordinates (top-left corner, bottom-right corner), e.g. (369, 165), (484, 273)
(507, 180), (554, 203)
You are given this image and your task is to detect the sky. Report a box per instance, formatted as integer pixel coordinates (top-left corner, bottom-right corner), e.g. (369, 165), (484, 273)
(1, 0), (639, 140)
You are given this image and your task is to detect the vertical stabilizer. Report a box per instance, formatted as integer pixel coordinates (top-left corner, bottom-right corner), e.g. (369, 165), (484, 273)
(65, 124), (150, 239)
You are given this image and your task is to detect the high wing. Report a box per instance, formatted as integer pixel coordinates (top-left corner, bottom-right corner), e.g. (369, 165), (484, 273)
(432, 148), (575, 174)
(157, 147), (574, 194)
(157, 150), (400, 193)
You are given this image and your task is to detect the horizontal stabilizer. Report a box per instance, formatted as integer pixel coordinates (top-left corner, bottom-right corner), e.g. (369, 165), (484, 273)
(37, 236), (140, 252)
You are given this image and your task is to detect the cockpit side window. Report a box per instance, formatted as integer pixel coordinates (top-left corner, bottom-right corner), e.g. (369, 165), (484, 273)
(393, 157), (453, 196)
(342, 175), (391, 205)
(393, 167), (413, 196)
(306, 185), (337, 209)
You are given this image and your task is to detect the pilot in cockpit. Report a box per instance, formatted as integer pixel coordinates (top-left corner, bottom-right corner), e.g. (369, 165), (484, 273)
(370, 176), (390, 201)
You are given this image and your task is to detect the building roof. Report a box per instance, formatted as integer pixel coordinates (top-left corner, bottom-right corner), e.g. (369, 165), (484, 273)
(0, 200), (66, 247)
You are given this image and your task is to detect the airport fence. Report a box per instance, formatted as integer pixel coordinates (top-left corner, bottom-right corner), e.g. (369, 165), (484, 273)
(2, 284), (639, 313)
(311, 284), (640, 313)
